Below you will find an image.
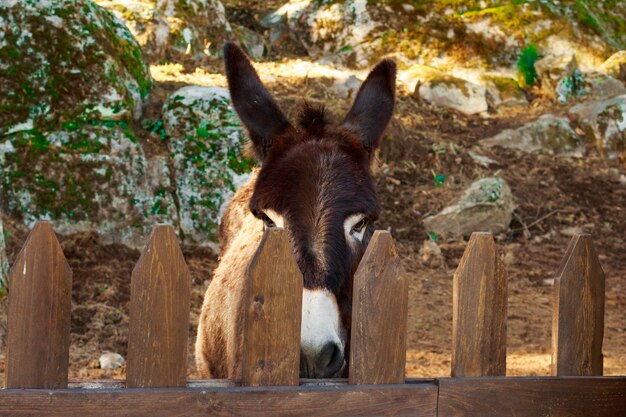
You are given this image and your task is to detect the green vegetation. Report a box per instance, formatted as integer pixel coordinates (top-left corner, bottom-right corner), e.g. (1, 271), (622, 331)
(517, 44), (539, 88)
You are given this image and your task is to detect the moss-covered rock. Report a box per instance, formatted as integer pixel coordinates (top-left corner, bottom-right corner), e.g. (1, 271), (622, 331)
(0, 0), (152, 137)
(96, 0), (231, 61)
(163, 86), (254, 244)
(423, 177), (514, 239)
(0, 123), (177, 247)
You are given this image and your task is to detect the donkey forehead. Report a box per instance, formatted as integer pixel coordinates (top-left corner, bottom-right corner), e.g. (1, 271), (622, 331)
(250, 140), (379, 217)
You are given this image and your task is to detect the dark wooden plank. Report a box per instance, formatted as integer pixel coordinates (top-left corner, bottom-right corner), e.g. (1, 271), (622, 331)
(6, 221), (72, 389)
(551, 234), (605, 376)
(452, 232), (507, 377)
(127, 225), (191, 388)
(438, 377), (626, 417)
(0, 382), (438, 417)
(67, 378), (437, 389)
(242, 228), (302, 387)
(349, 231), (407, 385)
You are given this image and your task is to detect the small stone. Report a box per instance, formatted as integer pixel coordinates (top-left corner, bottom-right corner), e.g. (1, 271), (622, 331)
(99, 352), (125, 371)
(468, 151), (498, 168)
(560, 226), (584, 237)
(419, 239), (444, 268)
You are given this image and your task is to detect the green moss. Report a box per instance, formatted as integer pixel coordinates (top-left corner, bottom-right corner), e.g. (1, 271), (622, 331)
(0, 122), (156, 225)
(0, 0), (152, 136)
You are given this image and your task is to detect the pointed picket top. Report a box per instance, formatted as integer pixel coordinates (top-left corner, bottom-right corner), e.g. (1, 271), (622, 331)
(551, 233), (605, 376)
(6, 221), (72, 388)
(452, 232), (507, 377)
(127, 224), (191, 388)
(242, 227), (302, 387)
(349, 230), (407, 385)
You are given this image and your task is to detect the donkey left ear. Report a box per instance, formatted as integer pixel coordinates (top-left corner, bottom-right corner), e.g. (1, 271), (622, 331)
(223, 42), (291, 160)
(341, 59), (396, 153)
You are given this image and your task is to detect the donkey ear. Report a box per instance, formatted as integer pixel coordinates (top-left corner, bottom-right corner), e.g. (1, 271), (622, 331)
(223, 43), (291, 159)
(341, 59), (396, 153)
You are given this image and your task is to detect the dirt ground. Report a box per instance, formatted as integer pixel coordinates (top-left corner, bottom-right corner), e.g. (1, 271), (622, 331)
(1, 53), (625, 386)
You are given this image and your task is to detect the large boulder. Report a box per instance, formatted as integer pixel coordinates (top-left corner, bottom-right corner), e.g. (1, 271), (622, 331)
(568, 95), (626, 158)
(480, 115), (583, 157)
(163, 86), (254, 245)
(96, 0), (231, 60)
(423, 177), (514, 239)
(0, 0), (152, 136)
(0, 125), (177, 247)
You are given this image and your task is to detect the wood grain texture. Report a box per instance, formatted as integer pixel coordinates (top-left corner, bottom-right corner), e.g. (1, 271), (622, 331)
(242, 228), (302, 387)
(451, 232), (507, 377)
(0, 382), (438, 417)
(551, 234), (605, 376)
(438, 377), (626, 417)
(6, 221), (72, 389)
(127, 225), (191, 388)
(349, 231), (407, 385)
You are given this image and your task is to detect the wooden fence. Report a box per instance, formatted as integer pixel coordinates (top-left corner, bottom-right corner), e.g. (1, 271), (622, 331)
(1, 221), (624, 416)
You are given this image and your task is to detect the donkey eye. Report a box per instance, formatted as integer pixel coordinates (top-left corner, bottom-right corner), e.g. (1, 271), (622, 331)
(351, 218), (368, 234)
(254, 210), (276, 228)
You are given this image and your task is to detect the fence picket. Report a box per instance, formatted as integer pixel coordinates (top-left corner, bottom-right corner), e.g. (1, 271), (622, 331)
(551, 234), (605, 376)
(127, 225), (191, 388)
(451, 232), (507, 377)
(242, 227), (302, 386)
(349, 231), (407, 385)
(5, 221), (72, 388)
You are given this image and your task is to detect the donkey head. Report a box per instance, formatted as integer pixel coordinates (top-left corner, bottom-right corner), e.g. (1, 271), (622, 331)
(224, 43), (396, 378)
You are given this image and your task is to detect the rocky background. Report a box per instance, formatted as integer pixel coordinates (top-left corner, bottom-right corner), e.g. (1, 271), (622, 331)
(0, 0), (625, 381)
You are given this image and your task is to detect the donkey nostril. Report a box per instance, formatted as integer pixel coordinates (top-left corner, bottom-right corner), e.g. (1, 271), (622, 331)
(315, 342), (344, 378)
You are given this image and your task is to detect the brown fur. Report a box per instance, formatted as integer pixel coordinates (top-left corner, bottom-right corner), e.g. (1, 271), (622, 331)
(195, 173), (261, 378)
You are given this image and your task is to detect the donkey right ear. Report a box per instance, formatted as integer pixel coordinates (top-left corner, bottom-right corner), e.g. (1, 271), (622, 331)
(224, 43), (291, 160)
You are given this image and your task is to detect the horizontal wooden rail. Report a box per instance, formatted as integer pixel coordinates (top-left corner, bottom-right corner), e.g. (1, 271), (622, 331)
(438, 377), (626, 417)
(0, 380), (438, 417)
(1, 378), (625, 416)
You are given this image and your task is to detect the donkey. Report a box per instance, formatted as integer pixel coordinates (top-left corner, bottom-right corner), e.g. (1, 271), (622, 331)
(195, 43), (396, 379)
